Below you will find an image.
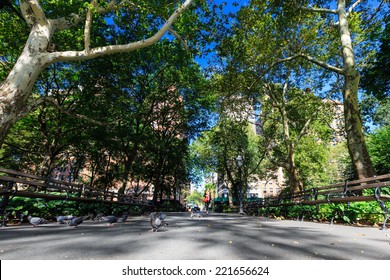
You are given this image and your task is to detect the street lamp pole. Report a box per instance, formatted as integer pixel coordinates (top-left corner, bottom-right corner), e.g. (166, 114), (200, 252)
(236, 155), (244, 215)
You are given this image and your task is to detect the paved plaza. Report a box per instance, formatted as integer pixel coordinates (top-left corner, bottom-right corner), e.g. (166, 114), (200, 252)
(0, 212), (389, 260)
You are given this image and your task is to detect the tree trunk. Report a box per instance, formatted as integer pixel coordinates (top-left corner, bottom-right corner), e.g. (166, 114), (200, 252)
(286, 142), (304, 194)
(0, 24), (52, 147)
(279, 89), (304, 194)
(343, 75), (376, 178)
(338, 0), (376, 179)
(119, 159), (132, 195)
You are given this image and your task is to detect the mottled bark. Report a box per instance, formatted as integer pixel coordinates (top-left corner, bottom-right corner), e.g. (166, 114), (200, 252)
(337, 0), (376, 178)
(286, 144), (304, 193)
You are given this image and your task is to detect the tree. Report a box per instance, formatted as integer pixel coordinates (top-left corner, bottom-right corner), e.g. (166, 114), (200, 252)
(258, 81), (333, 193)
(276, 0), (380, 179)
(190, 104), (269, 206)
(0, 0), (195, 148)
(0, 26), (214, 199)
(216, 0), (383, 180)
(0, 63), (94, 176)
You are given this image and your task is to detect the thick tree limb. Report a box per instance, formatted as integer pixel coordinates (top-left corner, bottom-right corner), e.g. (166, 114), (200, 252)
(51, 13), (83, 30)
(19, 0), (40, 26)
(52, 0), (132, 31)
(27, 0), (48, 25)
(296, 53), (344, 74)
(248, 53), (344, 90)
(49, 0), (194, 62)
(84, 1), (95, 54)
(293, 0), (336, 14)
(300, 6), (337, 14)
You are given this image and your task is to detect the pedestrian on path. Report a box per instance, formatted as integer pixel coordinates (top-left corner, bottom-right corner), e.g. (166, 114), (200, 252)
(204, 190), (211, 214)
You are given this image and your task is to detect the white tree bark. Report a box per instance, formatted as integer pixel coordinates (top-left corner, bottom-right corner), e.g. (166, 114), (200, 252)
(336, 0), (375, 178)
(0, 0), (194, 147)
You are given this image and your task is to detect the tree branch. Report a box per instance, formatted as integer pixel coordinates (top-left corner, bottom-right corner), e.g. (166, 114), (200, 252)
(168, 27), (189, 50)
(296, 90), (334, 142)
(333, 0), (364, 26)
(20, 0), (48, 26)
(29, 96), (110, 126)
(296, 113), (316, 142)
(28, 0), (48, 24)
(296, 53), (344, 74)
(293, 0), (336, 15)
(49, 0), (194, 63)
(84, 1), (95, 54)
(366, 0), (385, 24)
(347, 0), (363, 15)
(248, 53), (344, 91)
(92, 0), (129, 14)
(52, 0), (130, 30)
(300, 6), (337, 14)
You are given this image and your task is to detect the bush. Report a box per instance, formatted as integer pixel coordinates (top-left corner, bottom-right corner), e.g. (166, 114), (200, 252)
(258, 200), (389, 225)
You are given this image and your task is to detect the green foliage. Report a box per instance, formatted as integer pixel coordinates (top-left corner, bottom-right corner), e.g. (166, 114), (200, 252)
(366, 126), (390, 174)
(360, 15), (390, 102)
(259, 199), (389, 225)
(3, 195), (153, 222)
(359, 16), (389, 128)
(1, 0), (218, 202)
(185, 190), (203, 207)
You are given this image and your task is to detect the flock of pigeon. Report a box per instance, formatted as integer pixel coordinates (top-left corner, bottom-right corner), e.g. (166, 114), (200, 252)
(22, 211), (169, 232)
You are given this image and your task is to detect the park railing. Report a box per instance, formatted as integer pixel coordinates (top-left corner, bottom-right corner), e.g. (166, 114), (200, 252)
(244, 174), (390, 230)
(0, 167), (148, 225)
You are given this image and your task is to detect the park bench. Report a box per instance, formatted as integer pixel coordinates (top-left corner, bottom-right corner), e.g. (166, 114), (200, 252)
(0, 167), (147, 226)
(244, 174), (390, 230)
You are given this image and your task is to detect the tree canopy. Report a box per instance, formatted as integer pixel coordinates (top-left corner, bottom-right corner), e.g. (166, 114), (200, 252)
(0, 0), (388, 202)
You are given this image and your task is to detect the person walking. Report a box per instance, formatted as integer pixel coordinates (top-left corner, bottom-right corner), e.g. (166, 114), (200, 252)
(203, 190), (211, 214)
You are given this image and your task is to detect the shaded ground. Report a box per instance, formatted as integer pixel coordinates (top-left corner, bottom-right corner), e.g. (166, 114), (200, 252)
(0, 212), (389, 260)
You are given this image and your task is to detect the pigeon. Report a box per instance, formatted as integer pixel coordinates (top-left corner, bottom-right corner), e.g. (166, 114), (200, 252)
(121, 212), (129, 223)
(150, 212), (162, 232)
(83, 213), (94, 220)
(103, 215), (119, 226)
(149, 212), (168, 232)
(159, 212), (166, 221)
(190, 211), (203, 218)
(103, 212), (129, 226)
(55, 215), (74, 224)
(67, 216), (86, 227)
(27, 216), (48, 227)
(92, 213), (105, 221)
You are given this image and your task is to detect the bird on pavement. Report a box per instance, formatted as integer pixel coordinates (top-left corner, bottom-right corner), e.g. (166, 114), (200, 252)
(121, 212), (129, 223)
(190, 211), (203, 218)
(56, 215), (74, 224)
(149, 212), (168, 232)
(103, 212), (129, 226)
(67, 216), (87, 227)
(92, 213), (105, 221)
(27, 216), (48, 227)
(103, 215), (119, 226)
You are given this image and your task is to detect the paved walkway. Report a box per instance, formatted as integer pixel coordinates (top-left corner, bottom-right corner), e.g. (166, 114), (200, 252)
(0, 212), (389, 260)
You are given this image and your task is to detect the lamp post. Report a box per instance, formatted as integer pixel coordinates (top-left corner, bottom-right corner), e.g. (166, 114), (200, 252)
(236, 155), (244, 215)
